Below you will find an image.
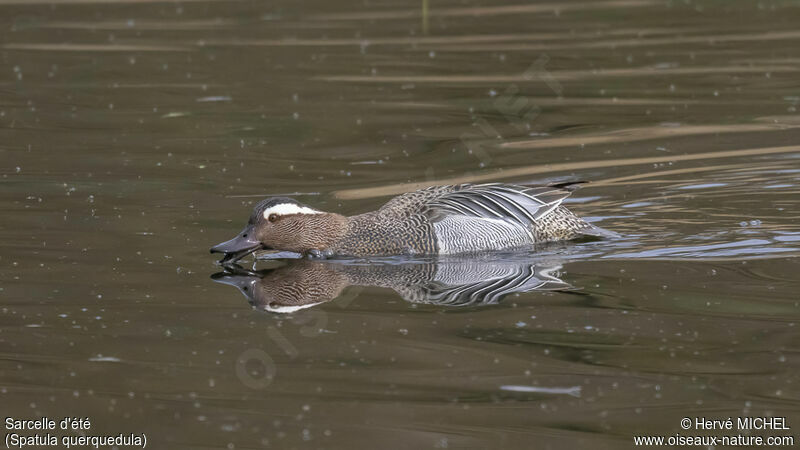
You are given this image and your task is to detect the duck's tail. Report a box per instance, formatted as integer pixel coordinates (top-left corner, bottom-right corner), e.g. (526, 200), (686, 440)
(544, 181), (620, 239)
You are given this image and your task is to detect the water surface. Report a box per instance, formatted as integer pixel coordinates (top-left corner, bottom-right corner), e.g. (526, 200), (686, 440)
(2, 0), (799, 448)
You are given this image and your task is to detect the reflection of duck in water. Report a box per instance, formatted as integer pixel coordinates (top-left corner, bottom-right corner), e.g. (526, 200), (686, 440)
(210, 182), (616, 263)
(211, 258), (570, 313)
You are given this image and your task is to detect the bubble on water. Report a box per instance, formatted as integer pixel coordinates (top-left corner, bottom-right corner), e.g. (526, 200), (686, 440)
(739, 219), (762, 227)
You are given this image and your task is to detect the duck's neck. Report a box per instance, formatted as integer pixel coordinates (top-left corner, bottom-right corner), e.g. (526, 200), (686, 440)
(290, 212), (349, 254)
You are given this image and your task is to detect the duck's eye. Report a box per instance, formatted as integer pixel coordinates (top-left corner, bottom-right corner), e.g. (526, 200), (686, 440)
(242, 233), (247, 238)
(268, 213), (279, 222)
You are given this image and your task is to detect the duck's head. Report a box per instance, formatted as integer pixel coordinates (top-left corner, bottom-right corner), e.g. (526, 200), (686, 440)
(210, 197), (346, 263)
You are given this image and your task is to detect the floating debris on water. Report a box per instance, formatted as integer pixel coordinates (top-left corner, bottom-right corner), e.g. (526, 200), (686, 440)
(500, 385), (582, 397)
(196, 96), (232, 102)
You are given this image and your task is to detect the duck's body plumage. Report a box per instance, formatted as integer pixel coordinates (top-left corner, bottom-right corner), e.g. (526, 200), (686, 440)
(328, 183), (608, 257)
(211, 182), (616, 262)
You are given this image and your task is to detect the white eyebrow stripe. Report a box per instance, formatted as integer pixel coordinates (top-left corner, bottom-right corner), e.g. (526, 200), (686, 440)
(263, 203), (322, 219)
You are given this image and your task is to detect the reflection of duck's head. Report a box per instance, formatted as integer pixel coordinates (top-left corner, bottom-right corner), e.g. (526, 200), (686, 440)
(211, 261), (348, 313)
(212, 257), (571, 314)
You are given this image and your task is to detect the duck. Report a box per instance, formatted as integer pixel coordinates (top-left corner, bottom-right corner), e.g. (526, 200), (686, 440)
(210, 182), (616, 263)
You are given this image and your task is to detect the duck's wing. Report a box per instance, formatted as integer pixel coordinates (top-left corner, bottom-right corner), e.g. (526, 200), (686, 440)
(423, 183), (571, 226)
